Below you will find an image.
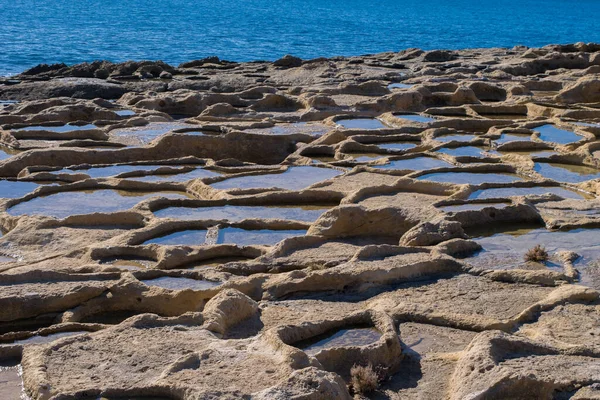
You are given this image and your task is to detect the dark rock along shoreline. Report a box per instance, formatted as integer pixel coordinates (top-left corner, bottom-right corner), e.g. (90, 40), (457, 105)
(0, 43), (600, 399)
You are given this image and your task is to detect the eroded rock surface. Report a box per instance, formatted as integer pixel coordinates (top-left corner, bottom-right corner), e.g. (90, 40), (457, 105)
(1, 44), (600, 399)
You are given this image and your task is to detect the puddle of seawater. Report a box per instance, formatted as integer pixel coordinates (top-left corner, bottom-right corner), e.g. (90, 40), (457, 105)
(127, 168), (221, 183)
(347, 153), (388, 162)
(0, 364), (25, 400)
(435, 134), (477, 143)
(469, 186), (587, 200)
(61, 164), (169, 179)
(211, 166), (342, 191)
(336, 118), (387, 130)
(495, 133), (532, 144)
(245, 122), (329, 136)
(436, 146), (499, 158)
(11, 331), (87, 346)
(8, 190), (191, 218)
(377, 142), (417, 151)
(534, 124), (583, 144)
(534, 163), (600, 183)
(115, 110), (136, 117)
(0, 180), (43, 199)
(141, 276), (220, 291)
(143, 229), (208, 246)
(99, 256), (156, 270)
(0, 255), (15, 263)
(388, 83), (412, 89)
(374, 157), (452, 171)
(0, 147), (19, 161)
(439, 202), (510, 212)
(110, 122), (194, 145)
(297, 327), (381, 355)
(12, 124), (97, 133)
(395, 114), (436, 123)
(154, 204), (330, 222)
(417, 172), (523, 184)
(216, 227), (305, 246)
(466, 227), (600, 279)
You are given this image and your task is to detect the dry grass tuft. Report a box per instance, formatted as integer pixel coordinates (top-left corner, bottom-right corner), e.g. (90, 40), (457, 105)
(524, 244), (549, 262)
(350, 363), (379, 395)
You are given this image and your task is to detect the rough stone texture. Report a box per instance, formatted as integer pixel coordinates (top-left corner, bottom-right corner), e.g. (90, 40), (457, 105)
(0, 44), (599, 399)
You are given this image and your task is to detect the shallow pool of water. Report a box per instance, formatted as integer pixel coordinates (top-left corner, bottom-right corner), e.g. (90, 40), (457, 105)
(245, 122), (330, 136)
(336, 118), (387, 130)
(62, 164), (169, 179)
(141, 276), (220, 291)
(534, 124), (583, 144)
(495, 133), (532, 144)
(110, 122), (195, 145)
(388, 83), (413, 89)
(12, 331), (88, 346)
(211, 166), (342, 191)
(154, 204), (329, 222)
(436, 146), (499, 158)
(216, 227), (305, 246)
(0, 256), (15, 263)
(534, 163), (600, 183)
(130, 167), (221, 182)
(115, 110), (136, 117)
(13, 124), (98, 133)
(348, 153), (387, 162)
(418, 172), (523, 184)
(395, 114), (436, 123)
(467, 227), (600, 277)
(100, 256), (156, 270)
(469, 186), (587, 200)
(377, 142), (417, 151)
(143, 229), (208, 246)
(439, 202), (510, 212)
(0, 364), (23, 399)
(8, 189), (191, 218)
(0, 180), (43, 199)
(435, 134), (477, 143)
(298, 327), (381, 355)
(374, 157), (452, 171)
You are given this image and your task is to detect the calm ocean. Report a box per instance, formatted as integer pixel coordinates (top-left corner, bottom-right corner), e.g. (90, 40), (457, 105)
(1, 0), (599, 75)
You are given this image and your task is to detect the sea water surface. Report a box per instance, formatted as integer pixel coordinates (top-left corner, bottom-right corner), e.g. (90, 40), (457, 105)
(1, 0), (600, 76)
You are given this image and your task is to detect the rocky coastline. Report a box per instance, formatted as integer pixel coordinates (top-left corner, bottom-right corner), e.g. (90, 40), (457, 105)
(1, 43), (600, 399)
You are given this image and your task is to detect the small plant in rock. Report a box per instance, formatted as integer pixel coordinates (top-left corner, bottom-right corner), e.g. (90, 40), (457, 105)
(350, 363), (379, 395)
(524, 244), (549, 262)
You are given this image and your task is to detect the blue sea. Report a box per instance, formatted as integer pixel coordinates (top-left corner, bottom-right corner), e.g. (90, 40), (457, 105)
(1, 0), (599, 76)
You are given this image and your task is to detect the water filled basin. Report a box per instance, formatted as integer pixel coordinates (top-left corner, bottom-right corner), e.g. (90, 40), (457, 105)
(216, 227), (305, 246)
(336, 118), (387, 130)
(418, 172), (523, 184)
(211, 166), (342, 191)
(377, 142), (417, 151)
(534, 124), (582, 144)
(436, 146), (499, 158)
(141, 276), (220, 291)
(154, 205), (330, 222)
(469, 186), (587, 200)
(395, 114), (436, 123)
(374, 157), (451, 170)
(534, 163), (600, 183)
(8, 190), (191, 218)
(298, 327), (381, 355)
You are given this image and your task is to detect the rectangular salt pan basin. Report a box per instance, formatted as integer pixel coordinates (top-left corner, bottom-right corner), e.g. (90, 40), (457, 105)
(211, 166), (342, 191)
(417, 172), (522, 184)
